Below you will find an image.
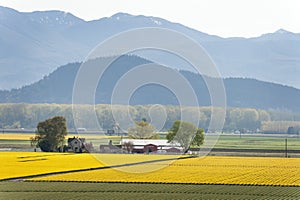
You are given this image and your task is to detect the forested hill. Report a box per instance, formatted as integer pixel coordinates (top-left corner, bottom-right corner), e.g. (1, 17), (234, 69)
(1, 55), (300, 112)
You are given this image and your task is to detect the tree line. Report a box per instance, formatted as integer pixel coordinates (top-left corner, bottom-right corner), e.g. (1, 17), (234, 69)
(0, 103), (300, 132)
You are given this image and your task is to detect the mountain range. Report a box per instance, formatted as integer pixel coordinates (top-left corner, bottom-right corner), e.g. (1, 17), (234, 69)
(1, 55), (300, 113)
(1, 6), (300, 89)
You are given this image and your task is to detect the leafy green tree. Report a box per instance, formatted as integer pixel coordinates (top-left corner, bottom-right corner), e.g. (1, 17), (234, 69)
(31, 116), (67, 152)
(167, 120), (204, 152)
(191, 128), (205, 147)
(128, 119), (157, 139)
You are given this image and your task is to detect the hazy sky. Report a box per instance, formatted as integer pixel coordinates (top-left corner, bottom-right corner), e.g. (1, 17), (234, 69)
(1, 0), (299, 38)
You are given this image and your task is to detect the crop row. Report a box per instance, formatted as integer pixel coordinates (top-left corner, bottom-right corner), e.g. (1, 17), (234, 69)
(2, 182), (300, 200)
(31, 156), (300, 186)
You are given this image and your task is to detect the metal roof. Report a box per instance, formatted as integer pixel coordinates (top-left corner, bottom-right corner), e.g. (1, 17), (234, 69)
(120, 139), (181, 147)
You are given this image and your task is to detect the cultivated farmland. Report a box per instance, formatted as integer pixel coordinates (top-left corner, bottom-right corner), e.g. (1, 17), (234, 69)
(1, 182), (300, 200)
(31, 155), (300, 186)
(1, 152), (300, 199)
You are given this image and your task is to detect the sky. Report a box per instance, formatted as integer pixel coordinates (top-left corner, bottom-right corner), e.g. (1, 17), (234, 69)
(0, 0), (300, 38)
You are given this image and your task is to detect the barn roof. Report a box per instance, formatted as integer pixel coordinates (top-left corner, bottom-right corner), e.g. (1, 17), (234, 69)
(120, 139), (180, 147)
(67, 137), (85, 143)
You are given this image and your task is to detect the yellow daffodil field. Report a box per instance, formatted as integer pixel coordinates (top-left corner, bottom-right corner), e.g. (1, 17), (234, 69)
(2, 152), (300, 199)
(0, 152), (102, 180)
(31, 155), (300, 186)
(0, 152), (179, 180)
(2, 152), (300, 187)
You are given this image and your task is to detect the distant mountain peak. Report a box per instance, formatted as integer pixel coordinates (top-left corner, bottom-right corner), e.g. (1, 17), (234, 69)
(110, 12), (164, 26)
(258, 28), (298, 40)
(274, 28), (293, 34)
(25, 10), (84, 27)
(0, 5), (17, 13)
(0, 6), (21, 19)
(110, 12), (133, 20)
(1, 6), (300, 90)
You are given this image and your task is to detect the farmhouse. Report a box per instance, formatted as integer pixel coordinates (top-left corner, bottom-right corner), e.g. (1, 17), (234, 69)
(120, 139), (182, 154)
(99, 140), (123, 153)
(67, 137), (86, 153)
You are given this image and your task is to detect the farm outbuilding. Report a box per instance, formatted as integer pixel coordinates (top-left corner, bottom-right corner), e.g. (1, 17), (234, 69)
(120, 139), (182, 154)
(99, 140), (123, 153)
(143, 144), (158, 153)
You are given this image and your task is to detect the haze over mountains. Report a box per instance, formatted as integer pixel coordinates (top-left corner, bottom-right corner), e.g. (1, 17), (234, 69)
(1, 55), (300, 113)
(1, 6), (300, 89)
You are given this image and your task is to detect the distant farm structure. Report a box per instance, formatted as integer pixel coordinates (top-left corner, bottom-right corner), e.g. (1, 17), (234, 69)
(67, 137), (93, 153)
(99, 139), (182, 154)
(120, 139), (182, 154)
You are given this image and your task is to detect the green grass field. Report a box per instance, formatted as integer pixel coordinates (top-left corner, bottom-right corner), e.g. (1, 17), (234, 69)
(1, 133), (300, 151)
(213, 135), (300, 150)
(1, 182), (299, 200)
(0, 139), (29, 145)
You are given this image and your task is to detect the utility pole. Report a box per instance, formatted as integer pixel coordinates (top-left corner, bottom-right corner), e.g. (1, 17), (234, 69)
(285, 138), (288, 158)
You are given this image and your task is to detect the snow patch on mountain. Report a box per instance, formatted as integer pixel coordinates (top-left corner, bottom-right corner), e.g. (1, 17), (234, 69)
(150, 18), (162, 25)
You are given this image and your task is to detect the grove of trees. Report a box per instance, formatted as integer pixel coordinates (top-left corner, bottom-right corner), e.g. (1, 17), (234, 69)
(0, 103), (300, 133)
